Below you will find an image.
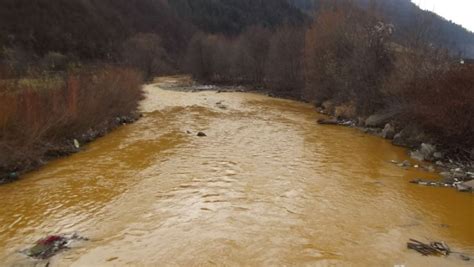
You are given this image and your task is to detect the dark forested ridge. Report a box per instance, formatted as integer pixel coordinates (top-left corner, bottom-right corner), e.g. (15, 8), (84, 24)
(289, 0), (474, 57)
(0, 0), (191, 60)
(169, 0), (307, 35)
(0, 0), (307, 61)
(2, 0), (473, 59)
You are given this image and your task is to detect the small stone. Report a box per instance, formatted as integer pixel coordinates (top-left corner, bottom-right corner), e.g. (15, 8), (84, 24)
(414, 165), (419, 168)
(441, 177), (456, 185)
(73, 139), (80, 149)
(197, 132), (207, 137)
(433, 152), (443, 159)
(460, 254), (471, 261)
(8, 172), (19, 180)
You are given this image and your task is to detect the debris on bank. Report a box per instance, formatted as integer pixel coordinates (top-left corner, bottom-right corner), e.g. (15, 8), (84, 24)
(22, 233), (88, 260)
(408, 171), (474, 193)
(407, 239), (471, 261)
(407, 239), (450, 256)
(317, 118), (355, 127)
(409, 179), (453, 188)
(315, 101), (474, 194)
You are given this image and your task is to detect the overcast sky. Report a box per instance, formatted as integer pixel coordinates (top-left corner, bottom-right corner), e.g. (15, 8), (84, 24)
(413, 0), (474, 32)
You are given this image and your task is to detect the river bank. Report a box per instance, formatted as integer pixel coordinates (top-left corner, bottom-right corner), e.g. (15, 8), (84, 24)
(1, 77), (471, 266)
(0, 113), (141, 185)
(0, 66), (144, 185)
(160, 76), (474, 193)
(315, 104), (474, 193)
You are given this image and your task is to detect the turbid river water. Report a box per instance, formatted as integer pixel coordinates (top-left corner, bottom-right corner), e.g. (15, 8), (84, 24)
(0, 77), (472, 266)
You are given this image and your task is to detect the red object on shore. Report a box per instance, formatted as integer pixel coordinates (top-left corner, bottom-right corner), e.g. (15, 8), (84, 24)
(37, 235), (63, 245)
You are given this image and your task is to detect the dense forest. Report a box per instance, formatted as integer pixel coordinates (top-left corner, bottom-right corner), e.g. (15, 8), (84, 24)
(0, 0), (305, 70)
(1, 0), (474, 182)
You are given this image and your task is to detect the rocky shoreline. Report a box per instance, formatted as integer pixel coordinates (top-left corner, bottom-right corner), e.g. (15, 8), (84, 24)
(129, 78), (474, 194)
(160, 78), (474, 193)
(316, 104), (474, 193)
(0, 113), (141, 185)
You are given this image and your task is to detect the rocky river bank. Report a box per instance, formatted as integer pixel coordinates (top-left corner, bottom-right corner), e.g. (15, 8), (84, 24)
(0, 76), (472, 266)
(155, 76), (474, 194)
(316, 102), (474, 194)
(157, 76), (474, 194)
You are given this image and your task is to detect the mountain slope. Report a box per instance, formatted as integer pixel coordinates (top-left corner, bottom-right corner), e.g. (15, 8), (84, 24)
(0, 0), (307, 60)
(0, 0), (191, 59)
(169, 0), (307, 35)
(288, 0), (474, 57)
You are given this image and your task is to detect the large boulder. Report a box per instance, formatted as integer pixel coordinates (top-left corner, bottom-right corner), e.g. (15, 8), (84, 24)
(463, 180), (474, 189)
(381, 123), (396, 139)
(392, 125), (427, 148)
(321, 100), (335, 114)
(410, 143), (437, 161)
(365, 111), (397, 128)
(455, 180), (474, 192)
(334, 103), (356, 119)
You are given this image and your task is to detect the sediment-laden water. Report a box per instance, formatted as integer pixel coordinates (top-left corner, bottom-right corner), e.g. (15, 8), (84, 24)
(0, 77), (472, 266)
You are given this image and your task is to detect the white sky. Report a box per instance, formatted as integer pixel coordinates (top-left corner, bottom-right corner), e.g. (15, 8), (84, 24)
(412, 0), (474, 32)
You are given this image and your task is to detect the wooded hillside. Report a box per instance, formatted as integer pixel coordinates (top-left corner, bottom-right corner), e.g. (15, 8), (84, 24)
(289, 0), (474, 57)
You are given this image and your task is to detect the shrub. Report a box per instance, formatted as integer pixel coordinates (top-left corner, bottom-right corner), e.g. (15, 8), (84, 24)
(404, 65), (474, 149)
(0, 65), (143, 174)
(265, 25), (305, 92)
(121, 33), (174, 80)
(304, 3), (394, 115)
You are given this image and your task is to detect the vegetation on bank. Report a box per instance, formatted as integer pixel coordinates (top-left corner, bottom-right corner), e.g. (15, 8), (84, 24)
(1, 0), (473, 182)
(0, 0), (309, 183)
(0, 66), (143, 182)
(185, 2), (474, 160)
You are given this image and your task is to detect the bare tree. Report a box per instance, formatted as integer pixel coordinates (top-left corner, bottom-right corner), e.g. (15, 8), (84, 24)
(122, 33), (171, 80)
(234, 26), (272, 84)
(265, 25), (305, 92)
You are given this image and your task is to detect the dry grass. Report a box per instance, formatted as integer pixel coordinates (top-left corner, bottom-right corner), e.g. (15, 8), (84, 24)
(0, 65), (143, 175)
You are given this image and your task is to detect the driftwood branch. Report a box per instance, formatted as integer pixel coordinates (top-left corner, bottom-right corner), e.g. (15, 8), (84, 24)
(407, 239), (450, 256)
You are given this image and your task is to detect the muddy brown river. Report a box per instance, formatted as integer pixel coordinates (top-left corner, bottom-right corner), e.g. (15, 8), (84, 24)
(0, 77), (473, 266)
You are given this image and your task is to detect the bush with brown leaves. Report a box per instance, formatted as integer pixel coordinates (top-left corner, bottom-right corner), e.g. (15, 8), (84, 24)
(0, 65), (143, 174)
